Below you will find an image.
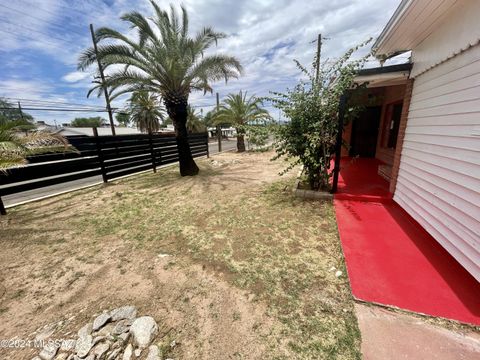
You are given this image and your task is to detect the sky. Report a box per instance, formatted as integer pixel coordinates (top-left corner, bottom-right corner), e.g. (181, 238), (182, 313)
(0, 0), (408, 125)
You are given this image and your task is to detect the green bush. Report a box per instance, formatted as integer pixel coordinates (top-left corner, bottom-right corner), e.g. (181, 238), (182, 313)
(268, 40), (371, 190)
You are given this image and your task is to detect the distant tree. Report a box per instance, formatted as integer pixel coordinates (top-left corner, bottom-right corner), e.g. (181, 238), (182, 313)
(115, 112), (130, 127)
(214, 91), (270, 152)
(70, 117), (105, 127)
(128, 91), (165, 133)
(0, 98), (34, 130)
(163, 117), (173, 126)
(203, 110), (216, 128)
(186, 106), (206, 133)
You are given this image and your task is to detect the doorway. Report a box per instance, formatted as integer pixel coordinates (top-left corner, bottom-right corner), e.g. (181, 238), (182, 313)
(349, 106), (382, 157)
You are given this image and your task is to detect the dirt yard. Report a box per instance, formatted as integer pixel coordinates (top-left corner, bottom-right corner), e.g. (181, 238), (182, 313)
(0, 151), (360, 359)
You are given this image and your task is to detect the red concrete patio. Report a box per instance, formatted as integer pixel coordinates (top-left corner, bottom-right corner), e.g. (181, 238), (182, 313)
(333, 158), (480, 325)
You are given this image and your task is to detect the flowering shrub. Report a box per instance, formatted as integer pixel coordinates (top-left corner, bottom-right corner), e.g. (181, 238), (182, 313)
(268, 40), (371, 190)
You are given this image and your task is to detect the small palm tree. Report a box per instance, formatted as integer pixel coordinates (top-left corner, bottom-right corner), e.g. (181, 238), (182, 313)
(78, 1), (242, 176)
(0, 122), (71, 170)
(186, 106), (206, 133)
(0, 122), (26, 169)
(128, 91), (165, 133)
(214, 91), (270, 152)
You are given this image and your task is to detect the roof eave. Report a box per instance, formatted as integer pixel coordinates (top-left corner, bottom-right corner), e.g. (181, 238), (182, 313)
(372, 0), (413, 58)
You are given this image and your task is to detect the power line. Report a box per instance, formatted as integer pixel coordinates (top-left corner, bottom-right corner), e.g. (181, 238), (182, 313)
(0, 28), (61, 48)
(3, 97), (106, 109)
(16, 0), (91, 18)
(0, 18), (81, 46)
(0, 107), (116, 112)
(0, 3), (86, 37)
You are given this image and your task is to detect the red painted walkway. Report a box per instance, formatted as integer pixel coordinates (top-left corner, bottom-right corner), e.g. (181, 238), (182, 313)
(333, 158), (480, 325)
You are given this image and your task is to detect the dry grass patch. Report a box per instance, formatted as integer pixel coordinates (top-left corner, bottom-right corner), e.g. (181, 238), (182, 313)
(0, 151), (360, 359)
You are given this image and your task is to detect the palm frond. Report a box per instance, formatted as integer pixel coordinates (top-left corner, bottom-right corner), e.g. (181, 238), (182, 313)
(77, 1), (242, 103)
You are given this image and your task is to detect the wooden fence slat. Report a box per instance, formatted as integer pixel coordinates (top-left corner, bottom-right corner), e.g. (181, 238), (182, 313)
(104, 154), (152, 167)
(0, 169), (103, 196)
(0, 157), (100, 185)
(104, 158), (153, 173)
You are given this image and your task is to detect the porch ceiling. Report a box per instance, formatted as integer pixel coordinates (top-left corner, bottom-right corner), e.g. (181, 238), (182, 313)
(354, 70), (410, 88)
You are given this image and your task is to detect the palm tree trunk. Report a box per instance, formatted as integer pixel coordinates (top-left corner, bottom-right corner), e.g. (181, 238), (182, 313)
(165, 100), (199, 176)
(237, 134), (246, 152)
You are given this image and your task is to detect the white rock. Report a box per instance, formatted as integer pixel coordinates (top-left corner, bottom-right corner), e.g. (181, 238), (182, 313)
(122, 344), (133, 360)
(93, 341), (110, 358)
(110, 306), (137, 322)
(32, 357), (42, 360)
(145, 345), (160, 360)
(95, 323), (115, 337)
(335, 270), (343, 278)
(93, 313), (111, 331)
(75, 334), (93, 358)
(39, 342), (59, 360)
(112, 319), (132, 335)
(134, 348), (142, 357)
(77, 323), (92, 338)
(129, 316), (158, 348)
(118, 332), (130, 343)
(92, 336), (105, 347)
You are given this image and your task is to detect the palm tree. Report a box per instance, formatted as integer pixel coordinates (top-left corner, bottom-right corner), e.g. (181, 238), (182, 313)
(214, 91), (270, 152)
(186, 106), (206, 133)
(0, 122), (71, 170)
(77, 1), (242, 176)
(128, 91), (165, 133)
(0, 122), (26, 169)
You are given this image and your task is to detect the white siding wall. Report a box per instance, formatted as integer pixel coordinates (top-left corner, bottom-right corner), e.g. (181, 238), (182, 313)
(394, 44), (480, 281)
(411, 0), (480, 78)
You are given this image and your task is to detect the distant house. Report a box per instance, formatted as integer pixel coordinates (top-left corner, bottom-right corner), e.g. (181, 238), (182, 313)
(58, 127), (143, 137)
(344, 0), (480, 281)
(57, 124), (176, 137)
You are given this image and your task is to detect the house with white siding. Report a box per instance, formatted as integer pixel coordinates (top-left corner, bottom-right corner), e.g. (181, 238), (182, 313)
(343, 0), (480, 282)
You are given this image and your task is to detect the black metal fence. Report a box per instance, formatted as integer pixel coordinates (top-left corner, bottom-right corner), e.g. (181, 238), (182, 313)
(0, 132), (209, 215)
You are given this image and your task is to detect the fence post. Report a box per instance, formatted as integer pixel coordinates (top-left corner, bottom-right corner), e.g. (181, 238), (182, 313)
(206, 132), (210, 158)
(0, 196), (6, 215)
(149, 131), (157, 173)
(93, 127), (108, 183)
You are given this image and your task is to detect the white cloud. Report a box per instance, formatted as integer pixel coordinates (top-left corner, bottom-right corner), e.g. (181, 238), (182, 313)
(62, 71), (91, 83)
(1, 0), (405, 123)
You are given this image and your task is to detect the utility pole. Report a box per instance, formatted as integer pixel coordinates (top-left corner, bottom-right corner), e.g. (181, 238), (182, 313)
(17, 101), (24, 120)
(315, 33), (322, 85)
(216, 92), (222, 152)
(89, 23), (116, 136)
